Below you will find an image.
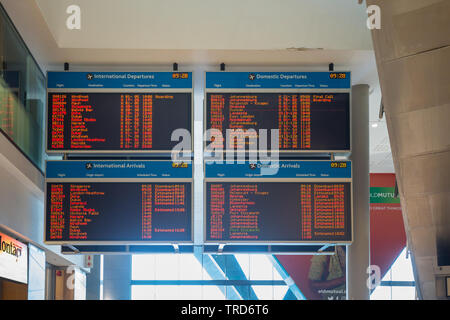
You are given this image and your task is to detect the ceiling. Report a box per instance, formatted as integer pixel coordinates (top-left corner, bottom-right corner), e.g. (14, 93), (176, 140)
(0, 0), (394, 172)
(35, 0), (373, 51)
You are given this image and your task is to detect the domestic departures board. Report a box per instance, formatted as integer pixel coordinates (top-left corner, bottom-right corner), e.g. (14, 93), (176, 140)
(204, 161), (352, 244)
(206, 92), (349, 151)
(205, 72), (351, 153)
(45, 160), (193, 244)
(46, 72), (192, 153)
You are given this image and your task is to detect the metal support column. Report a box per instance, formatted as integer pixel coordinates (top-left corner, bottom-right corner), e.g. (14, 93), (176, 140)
(347, 84), (370, 300)
(86, 255), (101, 300)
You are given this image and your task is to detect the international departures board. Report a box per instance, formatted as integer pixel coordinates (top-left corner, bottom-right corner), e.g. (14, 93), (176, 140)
(44, 160), (193, 244)
(46, 72), (192, 153)
(205, 72), (351, 153)
(204, 161), (353, 244)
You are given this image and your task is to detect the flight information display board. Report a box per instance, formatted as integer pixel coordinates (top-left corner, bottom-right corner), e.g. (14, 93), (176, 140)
(46, 72), (192, 153)
(205, 72), (351, 153)
(204, 161), (352, 244)
(45, 160), (193, 244)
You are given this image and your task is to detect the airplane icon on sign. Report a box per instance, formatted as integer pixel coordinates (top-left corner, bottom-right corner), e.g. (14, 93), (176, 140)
(248, 73), (256, 80)
(86, 73), (94, 80)
(85, 163), (93, 170)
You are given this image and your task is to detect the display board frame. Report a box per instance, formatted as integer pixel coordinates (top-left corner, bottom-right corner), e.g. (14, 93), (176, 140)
(44, 160), (194, 245)
(446, 276), (450, 298)
(203, 71), (352, 155)
(46, 71), (194, 155)
(203, 160), (353, 245)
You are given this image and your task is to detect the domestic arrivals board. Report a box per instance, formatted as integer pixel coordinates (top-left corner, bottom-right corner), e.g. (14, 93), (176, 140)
(45, 160), (193, 244)
(204, 161), (352, 244)
(46, 72), (192, 153)
(205, 72), (351, 153)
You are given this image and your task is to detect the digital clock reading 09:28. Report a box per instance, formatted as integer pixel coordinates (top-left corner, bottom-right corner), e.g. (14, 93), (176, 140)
(172, 73), (189, 79)
(330, 162), (347, 168)
(329, 73), (347, 79)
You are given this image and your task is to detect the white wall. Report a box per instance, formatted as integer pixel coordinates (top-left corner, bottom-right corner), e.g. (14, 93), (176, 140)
(0, 132), (84, 268)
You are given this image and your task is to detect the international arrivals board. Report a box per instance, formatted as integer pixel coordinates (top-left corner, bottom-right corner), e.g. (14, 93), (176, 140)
(205, 72), (351, 153)
(46, 72), (192, 153)
(44, 160), (193, 244)
(204, 161), (352, 244)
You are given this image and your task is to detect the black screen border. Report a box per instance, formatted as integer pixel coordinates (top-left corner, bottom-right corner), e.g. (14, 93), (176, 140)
(203, 88), (352, 154)
(45, 88), (194, 154)
(203, 178), (353, 245)
(43, 178), (194, 245)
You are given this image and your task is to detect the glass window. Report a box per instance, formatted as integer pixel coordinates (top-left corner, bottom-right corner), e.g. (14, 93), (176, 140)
(252, 285), (289, 300)
(389, 249), (415, 282)
(132, 285), (156, 300)
(155, 255), (179, 280)
(131, 253), (293, 300)
(249, 255), (274, 280)
(391, 286), (416, 300)
(202, 285), (225, 300)
(179, 255), (206, 280)
(370, 285), (392, 300)
(0, 5), (46, 171)
(132, 254), (155, 280)
(235, 254), (250, 279)
(132, 284), (226, 300)
(370, 247), (416, 300)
